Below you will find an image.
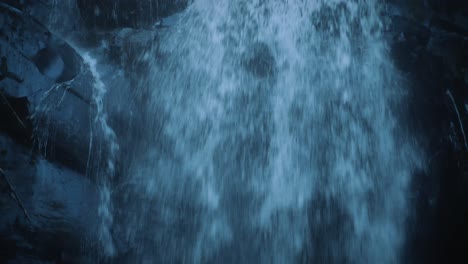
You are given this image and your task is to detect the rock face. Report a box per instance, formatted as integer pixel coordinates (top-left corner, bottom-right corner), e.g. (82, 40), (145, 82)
(0, 3), (106, 263)
(0, 1), (82, 36)
(77, 0), (187, 29)
(385, 1), (468, 263)
(0, 3), (94, 173)
(0, 134), (99, 264)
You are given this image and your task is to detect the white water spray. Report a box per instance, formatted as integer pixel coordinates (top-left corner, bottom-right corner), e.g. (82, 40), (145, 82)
(82, 53), (120, 256)
(105, 0), (422, 263)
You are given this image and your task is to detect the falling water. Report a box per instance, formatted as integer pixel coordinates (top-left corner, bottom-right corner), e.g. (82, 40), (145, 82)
(101, 0), (422, 263)
(82, 53), (120, 256)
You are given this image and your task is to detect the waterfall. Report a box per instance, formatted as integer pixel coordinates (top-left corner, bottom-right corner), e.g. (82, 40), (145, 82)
(103, 0), (422, 262)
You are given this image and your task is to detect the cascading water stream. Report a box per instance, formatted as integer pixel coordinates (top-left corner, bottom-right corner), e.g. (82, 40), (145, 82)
(82, 53), (120, 256)
(98, 0), (422, 262)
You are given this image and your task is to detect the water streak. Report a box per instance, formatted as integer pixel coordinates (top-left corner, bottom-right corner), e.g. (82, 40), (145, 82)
(82, 53), (120, 256)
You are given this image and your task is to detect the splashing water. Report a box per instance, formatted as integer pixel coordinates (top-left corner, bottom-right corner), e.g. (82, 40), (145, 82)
(104, 0), (421, 263)
(82, 53), (120, 256)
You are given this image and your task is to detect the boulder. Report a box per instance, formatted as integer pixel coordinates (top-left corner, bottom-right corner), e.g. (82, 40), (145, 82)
(0, 134), (99, 264)
(0, 3), (94, 174)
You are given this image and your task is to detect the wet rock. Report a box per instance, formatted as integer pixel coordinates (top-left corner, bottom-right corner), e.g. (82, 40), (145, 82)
(32, 47), (65, 80)
(21, 0), (83, 35)
(77, 0), (188, 30)
(0, 92), (30, 144)
(0, 134), (100, 264)
(89, 27), (159, 73)
(0, 3), (95, 174)
(385, 2), (468, 263)
(1, 1), (22, 9)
